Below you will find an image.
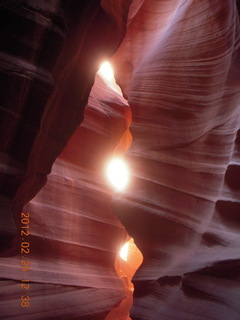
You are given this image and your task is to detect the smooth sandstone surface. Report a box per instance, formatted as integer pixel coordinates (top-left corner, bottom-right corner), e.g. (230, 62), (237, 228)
(112, 1), (240, 319)
(0, 1), (240, 319)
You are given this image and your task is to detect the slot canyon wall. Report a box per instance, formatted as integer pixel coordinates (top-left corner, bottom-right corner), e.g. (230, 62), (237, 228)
(0, 1), (240, 320)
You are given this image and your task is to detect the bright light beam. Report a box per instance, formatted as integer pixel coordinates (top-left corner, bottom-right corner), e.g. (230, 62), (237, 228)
(97, 61), (123, 95)
(98, 61), (114, 81)
(119, 242), (129, 261)
(106, 158), (129, 191)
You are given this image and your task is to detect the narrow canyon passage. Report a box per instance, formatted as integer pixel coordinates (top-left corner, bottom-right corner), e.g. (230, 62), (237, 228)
(0, 1), (240, 320)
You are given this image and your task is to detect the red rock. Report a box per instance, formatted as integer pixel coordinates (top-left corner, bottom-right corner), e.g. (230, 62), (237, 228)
(112, 1), (240, 319)
(0, 1), (240, 320)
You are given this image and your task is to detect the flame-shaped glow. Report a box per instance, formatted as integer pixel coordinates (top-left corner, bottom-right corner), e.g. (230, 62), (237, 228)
(120, 242), (129, 261)
(97, 61), (122, 95)
(98, 61), (114, 81)
(106, 158), (129, 191)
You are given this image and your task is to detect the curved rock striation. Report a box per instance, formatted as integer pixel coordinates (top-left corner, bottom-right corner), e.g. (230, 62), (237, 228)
(0, 0), (66, 248)
(0, 73), (133, 319)
(0, 1), (133, 319)
(112, 0), (240, 319)
(1, 1), (240, 320)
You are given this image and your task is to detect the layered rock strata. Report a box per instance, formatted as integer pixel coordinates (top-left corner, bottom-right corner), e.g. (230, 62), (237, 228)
(1, 1), (240, 320)
(112, 1), (240, 319)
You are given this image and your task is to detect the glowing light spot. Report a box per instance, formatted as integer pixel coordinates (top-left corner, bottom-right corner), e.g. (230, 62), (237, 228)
(119, 242), (129, 261)
(98, 61), (114, 81)
(106, 158), (129, 191)
(97, 61), (122, 95)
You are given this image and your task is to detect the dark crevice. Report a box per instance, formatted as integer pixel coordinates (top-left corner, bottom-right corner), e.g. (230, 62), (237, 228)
(225, 164), (240, 190)
(216, 200), (240, 227)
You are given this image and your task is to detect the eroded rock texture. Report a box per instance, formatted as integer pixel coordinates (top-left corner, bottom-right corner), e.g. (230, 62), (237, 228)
(1, 73), (133, 319)
(0, 0), (240, 320)
(112, 1), (240, 319)
(0, 1), (132, 319)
